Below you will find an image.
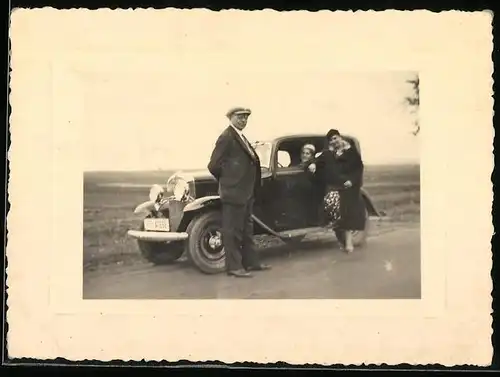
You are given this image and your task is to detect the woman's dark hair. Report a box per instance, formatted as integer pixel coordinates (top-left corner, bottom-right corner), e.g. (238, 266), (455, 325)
(326, 129), (340, 139)
(323, 129), (341, 150)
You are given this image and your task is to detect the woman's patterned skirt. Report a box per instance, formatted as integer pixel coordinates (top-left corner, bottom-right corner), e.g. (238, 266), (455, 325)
(323, 190), (341, 228)
(323, 187), (367, 231)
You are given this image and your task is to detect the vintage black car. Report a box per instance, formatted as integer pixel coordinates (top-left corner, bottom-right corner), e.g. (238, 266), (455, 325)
(127, 133), (383, 274)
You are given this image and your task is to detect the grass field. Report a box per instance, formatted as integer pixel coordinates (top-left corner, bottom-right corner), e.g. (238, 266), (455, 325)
(83, 164), (420, 270)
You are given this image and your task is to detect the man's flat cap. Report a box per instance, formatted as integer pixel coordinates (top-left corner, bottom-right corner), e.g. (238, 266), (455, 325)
(226, 107), (252, 118)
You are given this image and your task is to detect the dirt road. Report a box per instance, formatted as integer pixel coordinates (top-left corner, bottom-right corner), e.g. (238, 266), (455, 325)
(83, 223), (420, 299)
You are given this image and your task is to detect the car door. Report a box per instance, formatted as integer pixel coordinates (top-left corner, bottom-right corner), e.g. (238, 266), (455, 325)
(253, 169), (275, 227)
(256, 137), (326, 231)
(262, 147), (317, 231)
(271, 165), (312, 231)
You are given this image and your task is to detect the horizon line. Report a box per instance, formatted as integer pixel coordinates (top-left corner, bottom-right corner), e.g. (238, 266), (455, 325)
(84, 162), (420, 173)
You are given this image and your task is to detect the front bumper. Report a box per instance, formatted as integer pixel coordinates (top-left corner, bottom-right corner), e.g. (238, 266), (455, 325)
(127, 230), (189, 242)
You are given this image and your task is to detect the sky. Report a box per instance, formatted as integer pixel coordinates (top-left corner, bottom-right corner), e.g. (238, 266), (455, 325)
(83, 70), (420, 171)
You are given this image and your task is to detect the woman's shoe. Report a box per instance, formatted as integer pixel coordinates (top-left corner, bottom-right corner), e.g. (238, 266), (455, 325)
(344, 230), (354, 253)
(227, 269), (253, 278)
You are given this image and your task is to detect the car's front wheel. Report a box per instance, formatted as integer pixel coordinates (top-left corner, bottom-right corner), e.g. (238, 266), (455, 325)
(137, 224), (185, 265)
(185, 210), (226, 274)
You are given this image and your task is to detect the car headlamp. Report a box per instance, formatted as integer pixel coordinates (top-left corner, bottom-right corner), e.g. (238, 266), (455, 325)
(166, 172), (194, 202)
(173, 179), (189, 201)
(149, 184), (164, 203)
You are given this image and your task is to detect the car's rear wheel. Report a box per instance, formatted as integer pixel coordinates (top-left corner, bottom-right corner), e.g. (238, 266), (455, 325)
(185, 211), (226, 274)
(137, 223), (185, 265)
(334, 209), (370, 248)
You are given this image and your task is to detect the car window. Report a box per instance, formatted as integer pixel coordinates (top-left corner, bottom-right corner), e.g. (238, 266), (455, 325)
(252, 141), (272, 169)
(277, 150), (291, 168)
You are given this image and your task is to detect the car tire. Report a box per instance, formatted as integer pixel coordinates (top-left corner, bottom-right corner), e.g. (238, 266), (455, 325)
(137, 223), (185, 265)
(185, 210), (226, 274)
(334, 209), (370, 248)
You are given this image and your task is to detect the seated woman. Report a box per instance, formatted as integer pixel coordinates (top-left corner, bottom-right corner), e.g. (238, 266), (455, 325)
(299, 143), (316, 169)
(294, 143), (325, 226)
(310, 129), (366, 253)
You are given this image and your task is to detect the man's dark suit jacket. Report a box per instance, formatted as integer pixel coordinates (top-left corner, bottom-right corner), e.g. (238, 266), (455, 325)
(208, 126), (262, 205)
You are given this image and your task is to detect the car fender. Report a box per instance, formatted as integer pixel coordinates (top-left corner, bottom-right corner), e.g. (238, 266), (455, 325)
(180, 195), (280, 237)
(360, 188), (382, 217)
(176, 195), (222, 231)
(133, 199), (170, 215)
(183, 195), (221, 213)
(133, 200), (155, 214)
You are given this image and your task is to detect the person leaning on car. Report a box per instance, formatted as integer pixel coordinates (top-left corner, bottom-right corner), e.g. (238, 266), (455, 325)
(207, 107), (272, 278)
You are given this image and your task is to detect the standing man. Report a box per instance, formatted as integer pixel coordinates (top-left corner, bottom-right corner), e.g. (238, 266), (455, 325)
(208, 107), (272, 278)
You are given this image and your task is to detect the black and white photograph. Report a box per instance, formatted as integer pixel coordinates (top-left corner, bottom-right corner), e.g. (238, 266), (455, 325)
(82, 69), (421, 299)
(8, 9), (493, 365)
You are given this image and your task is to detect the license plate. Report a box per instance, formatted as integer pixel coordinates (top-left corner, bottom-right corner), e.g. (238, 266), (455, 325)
(144, 218), (170, 232)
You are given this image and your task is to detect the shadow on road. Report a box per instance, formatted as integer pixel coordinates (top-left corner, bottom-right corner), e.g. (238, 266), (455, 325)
(259, 238), (338, 260)
(168, 236), (339, 271)
(83, 226), (421, 299)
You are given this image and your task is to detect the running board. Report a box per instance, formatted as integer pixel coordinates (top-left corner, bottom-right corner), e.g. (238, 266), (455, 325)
(278, 227), (324, 239)
(370, 215), (392, 222)
(274, 215), (389, 242)
(274, 227), (330, 243)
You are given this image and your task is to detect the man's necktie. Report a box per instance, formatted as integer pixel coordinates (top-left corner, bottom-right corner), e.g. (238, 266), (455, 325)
(240, 134), (255, 159)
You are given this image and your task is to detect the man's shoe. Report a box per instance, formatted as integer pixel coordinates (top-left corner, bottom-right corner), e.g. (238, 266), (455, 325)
(246, 264), (272, 272)
(227, 269), (253, 278)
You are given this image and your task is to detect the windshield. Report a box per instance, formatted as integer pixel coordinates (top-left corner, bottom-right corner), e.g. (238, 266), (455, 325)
(252, 141), (272, 170)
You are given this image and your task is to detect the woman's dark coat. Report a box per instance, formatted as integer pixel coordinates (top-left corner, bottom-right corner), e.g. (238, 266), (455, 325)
(314, 145), (366, 230)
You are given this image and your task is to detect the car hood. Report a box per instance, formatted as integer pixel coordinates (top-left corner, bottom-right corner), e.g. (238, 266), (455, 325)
(177, 168), (216, 182)
(171, 167), (272, 183)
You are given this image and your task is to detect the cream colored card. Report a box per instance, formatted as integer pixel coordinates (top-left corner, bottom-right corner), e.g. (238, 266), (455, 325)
(7, 8), (493, 365)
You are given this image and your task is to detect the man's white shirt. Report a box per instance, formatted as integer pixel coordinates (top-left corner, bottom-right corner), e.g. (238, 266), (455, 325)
(230, 123), (255, 158)
(230, 123), (245, 139)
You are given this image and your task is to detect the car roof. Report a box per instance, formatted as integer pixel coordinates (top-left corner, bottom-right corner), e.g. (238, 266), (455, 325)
(268, 133), (358, 144)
